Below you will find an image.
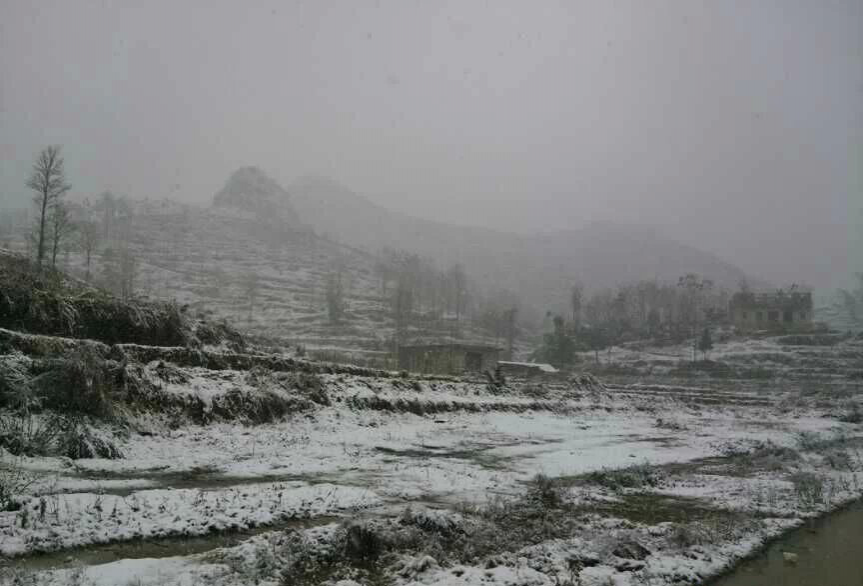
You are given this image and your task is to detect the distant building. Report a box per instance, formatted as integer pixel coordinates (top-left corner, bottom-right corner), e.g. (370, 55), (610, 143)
(729, 290), (813, 330)
(397, 343), (500, 375)
(497, 361), (559, 378)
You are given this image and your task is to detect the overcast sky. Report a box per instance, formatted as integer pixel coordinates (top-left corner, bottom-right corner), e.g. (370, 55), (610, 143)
(1, 0), (861, 288)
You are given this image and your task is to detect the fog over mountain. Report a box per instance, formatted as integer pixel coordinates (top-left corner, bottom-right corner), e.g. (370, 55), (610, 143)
(2, 1), (861, 290)
(290, 174), (761, 308)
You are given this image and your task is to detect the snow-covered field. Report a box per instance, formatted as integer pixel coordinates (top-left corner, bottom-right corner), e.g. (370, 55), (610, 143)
(2, 337), (863, 585)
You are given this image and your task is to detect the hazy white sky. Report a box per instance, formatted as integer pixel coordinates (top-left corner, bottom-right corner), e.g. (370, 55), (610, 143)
(1, 0), (861, 287)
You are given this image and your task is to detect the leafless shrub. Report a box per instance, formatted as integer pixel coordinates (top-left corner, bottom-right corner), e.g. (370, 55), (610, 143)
(0, 356), (67, 456)
(0, 567), (40, 586)
(655, 417), (687, 431)
(670, 512), (759, 549)
(720, 440), (802, 475)
(790, 471), (826, 509)
(0, 412), (66, 457)
(33, 346), (120, 418)
(838, 403), (863, 424)
(0, 252), (243, 348)
(194, 319), (245, 351)
(795, 431), (845, 453)
(247, 368), (330, 407)
(235, 477), (584, 584)
(0, 353), (32, 409)
(823, 449), (854, 471)
(222, 538), (290, 584)
(286, 372), (329, 406)
(0, 452), (36, 511)
(57, 419), (124, 459)
(586, 464), (664, 492)
(0, 349), (122, 458)
(151, 361), (190, 384)
(343, 521), (385, 561)
(452, 486), (581, 562)
(669, 523), (710, 549)
(398, 506), (465, 539)
(521, 384), (551, 399)
(275, 524), (389, 585)
(526, 473), (567, 508)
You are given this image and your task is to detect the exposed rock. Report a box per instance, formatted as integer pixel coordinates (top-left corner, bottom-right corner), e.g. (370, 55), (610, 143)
(212, 166), (299, 227)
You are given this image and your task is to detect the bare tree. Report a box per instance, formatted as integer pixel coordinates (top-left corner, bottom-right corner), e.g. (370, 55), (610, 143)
(99, 248), (119, 293)
(49, 202), (75, 268)
(393, 276), (413, 342)
(78, 220), (101, 282)
(374, 257), (395, 298)
(448, 263), (468, 322)
(118, 248), (137, 299)
(97, 191), (118, 238)
(698, 327), (714, 360)
(243, 272), (260, 322)
(677, 274), (714, 361)
(27, 146), (71, 266)
(570, 282), (583, 330)
(325, 268), (346, 324)
(99, 246), (137, 299)
(504, 306), (518, 360)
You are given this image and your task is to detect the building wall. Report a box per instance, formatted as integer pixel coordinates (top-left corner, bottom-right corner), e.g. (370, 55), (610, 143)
(730, 303), (813, 330)
(398, 346), (499, 374)
(398, 347), (457, 374)
(476, 349), (499, 372)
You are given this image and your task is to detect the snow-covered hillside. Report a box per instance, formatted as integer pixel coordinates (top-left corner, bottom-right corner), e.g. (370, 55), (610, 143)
(41, 169), (505, 355)
(116, 202), (389, 350)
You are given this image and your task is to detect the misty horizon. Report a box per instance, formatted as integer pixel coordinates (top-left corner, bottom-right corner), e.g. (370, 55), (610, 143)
(2, 1), (861, 289)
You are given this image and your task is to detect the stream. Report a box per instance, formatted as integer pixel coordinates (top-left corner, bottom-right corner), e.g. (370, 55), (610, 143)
(712, 500), (863, 586)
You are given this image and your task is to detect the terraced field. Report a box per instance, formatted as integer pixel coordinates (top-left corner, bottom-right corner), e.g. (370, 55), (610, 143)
(2, 329), (862, 586)
(35, 201), (505, 358)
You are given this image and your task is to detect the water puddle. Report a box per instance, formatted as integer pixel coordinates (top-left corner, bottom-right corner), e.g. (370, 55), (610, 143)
(373, 442), (514, 470)
(712, 500), (863, 585)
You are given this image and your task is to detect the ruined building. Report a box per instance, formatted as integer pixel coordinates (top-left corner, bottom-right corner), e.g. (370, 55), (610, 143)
(397, 343), (500, 375)
(729, 290), (813, 330)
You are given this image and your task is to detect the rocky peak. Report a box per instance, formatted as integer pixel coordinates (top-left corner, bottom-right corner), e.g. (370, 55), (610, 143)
(212, 166), (299, 225)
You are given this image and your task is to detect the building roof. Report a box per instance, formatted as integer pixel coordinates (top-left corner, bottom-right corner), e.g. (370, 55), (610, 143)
(498, 361), (559, 373)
